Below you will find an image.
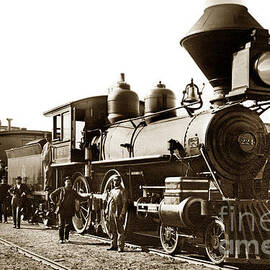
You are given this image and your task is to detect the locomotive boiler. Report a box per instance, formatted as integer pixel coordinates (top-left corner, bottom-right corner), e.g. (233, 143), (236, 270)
(7, 1), (270, 265)
(103, 99), (268, 198)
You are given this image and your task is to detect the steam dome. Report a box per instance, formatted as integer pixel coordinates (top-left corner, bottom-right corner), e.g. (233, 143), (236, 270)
(107, 73), (139, 124)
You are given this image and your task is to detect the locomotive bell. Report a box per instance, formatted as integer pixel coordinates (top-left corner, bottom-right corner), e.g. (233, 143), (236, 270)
(182, 79), (200, 103)
(180, 3), (263, 103)
(144, 82), (176, 122)
(107, 73), (139, 124)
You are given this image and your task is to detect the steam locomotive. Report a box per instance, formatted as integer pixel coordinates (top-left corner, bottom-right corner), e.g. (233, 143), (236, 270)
(6, 2), (270, 265)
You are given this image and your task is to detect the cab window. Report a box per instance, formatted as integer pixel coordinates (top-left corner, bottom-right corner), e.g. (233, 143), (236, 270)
(62, 112), (71, 141)
(53, 115), (61, 140)
(53, 111), (71, 141)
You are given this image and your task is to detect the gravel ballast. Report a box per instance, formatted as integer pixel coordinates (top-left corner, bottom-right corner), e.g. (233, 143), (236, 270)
(0, 219), (211, 270)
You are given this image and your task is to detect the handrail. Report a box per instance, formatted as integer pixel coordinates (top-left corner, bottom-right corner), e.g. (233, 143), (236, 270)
(200, 146), (227, 200)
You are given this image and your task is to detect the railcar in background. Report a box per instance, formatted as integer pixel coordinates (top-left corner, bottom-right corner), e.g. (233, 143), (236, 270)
(6, 139), (55, 224)
(0, 118), (48, 167)
(6, 139), (46, 190)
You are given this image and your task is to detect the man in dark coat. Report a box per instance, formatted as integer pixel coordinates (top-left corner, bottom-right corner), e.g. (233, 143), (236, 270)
(0, 176), (11, 223)
(9, 176), (29, 228)
(49, 176), (90, 243)
(105, 175), (128, 252)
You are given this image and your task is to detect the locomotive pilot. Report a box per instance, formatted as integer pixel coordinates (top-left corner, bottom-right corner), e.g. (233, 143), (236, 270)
(9, 176), (29, 228)
(105, 175), (128, 252)
(49, 176), (90, 244)
(41, 134), (52, 191)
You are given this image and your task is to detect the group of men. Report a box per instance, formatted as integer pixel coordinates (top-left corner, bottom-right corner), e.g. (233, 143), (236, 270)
(0, 132), (129, 252)
(0, 173), (128, 252)
(49, 175), (128, 252)
(41, 134), (128, 251)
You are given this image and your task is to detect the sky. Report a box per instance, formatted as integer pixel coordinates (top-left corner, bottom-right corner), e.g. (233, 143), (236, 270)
(0, 0), (269, 131)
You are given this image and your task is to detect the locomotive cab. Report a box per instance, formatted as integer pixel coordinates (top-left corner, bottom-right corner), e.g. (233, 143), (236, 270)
(43, 95), (108, 165)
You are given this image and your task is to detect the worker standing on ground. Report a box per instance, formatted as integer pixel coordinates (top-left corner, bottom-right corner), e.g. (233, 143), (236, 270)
(9, 176), (29, 229)
(105, 175), (128, 252)
(49, 176), (91, 244)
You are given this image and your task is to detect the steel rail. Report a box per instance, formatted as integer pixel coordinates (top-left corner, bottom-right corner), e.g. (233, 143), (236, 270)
(0, 237), (71, 270)
(78, 233), (239, 270)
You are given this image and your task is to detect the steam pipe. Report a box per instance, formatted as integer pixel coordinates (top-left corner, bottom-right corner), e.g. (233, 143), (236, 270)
(200, 146), (226, 200)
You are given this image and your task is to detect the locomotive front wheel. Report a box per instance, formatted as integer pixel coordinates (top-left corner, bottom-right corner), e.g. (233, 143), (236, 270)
(160, 224), (183, 254)
(72, 175), (91, 234)
(205, 219), (226, 264)
(101, 173), (128, 236)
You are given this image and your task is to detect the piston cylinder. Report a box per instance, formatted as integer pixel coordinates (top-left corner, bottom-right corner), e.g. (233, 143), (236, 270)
(159, 197), (204, 228)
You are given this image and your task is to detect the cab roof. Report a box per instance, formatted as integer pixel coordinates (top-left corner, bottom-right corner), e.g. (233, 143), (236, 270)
(43, 95), (108, 117)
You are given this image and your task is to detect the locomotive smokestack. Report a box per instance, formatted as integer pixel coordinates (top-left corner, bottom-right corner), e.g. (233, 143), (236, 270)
(180, 1), (263, 104)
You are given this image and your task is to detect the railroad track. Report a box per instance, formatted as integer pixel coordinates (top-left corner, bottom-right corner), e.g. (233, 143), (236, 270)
(0, 228), (238, 270)
(79, 233), (239, 270)
(0, 237), (70, 270)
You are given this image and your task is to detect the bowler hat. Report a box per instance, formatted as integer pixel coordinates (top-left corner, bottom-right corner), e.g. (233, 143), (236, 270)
(16, 176), (22, 180)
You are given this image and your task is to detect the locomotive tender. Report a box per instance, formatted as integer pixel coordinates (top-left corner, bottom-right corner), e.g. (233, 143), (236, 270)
(7, 1), (270, 265)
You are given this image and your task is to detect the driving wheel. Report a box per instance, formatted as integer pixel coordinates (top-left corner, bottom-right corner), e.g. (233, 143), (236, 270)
(72, 174), (91, 233)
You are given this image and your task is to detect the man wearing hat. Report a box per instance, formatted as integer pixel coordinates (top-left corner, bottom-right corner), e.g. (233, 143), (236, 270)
(105, 175), (128, 252)
(9, 176), (29, 228)
(49, 176), (90, 244)
(0, 176), (11, 223)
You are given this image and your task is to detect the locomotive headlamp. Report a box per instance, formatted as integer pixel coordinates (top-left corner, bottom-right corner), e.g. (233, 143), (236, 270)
(228, 29), (270, 101)
(254, 51), (270, 86)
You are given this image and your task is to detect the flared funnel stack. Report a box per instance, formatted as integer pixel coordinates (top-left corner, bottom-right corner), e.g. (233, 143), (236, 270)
(180, 3), (263, 103)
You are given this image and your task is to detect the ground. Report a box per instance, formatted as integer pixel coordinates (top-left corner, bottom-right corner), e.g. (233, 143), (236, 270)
(0, 219), (212, 270)
(0, 243), (50, 270)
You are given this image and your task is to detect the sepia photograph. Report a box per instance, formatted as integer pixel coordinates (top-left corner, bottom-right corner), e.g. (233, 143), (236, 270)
(0, 0), (270, 269)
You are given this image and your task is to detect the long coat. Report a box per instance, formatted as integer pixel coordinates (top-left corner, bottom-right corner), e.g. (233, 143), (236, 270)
(9, 184), (29, 207)
(49, 187), (87, 215)
(0, 183), (11, 202)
